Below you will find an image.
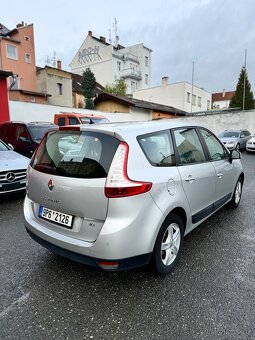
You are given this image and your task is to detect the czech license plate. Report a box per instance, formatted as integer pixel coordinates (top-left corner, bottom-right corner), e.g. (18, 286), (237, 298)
(39, 206), (73, 228)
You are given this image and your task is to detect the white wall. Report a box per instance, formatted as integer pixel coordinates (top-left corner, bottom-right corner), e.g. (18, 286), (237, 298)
(9, 101), (150, 123)
(8, 101), (255, 136)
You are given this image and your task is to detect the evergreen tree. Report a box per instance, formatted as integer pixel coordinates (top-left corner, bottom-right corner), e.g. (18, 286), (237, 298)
(105, 78), (127, 96)
(229, 66), (254, 110)
(81, 68), (96, 110)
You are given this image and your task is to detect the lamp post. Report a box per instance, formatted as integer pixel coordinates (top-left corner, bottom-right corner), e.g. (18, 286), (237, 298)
(242, 49), (247, 111)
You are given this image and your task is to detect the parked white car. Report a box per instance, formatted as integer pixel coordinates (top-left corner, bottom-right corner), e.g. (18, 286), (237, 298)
(246, 135), (255, 153)
(0, 139), (30, 195)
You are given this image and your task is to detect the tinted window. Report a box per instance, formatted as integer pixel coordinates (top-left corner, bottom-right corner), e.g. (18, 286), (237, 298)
(31, 130), (119, 178)
(58, 117), (65, 126)
(138, 130), (175, 166)
(200, 128), (228, 161)
(173, 128), (206, 164)
(68, 117), (79, 125)
(28, 125), (53, 142)
(17, 125), (30, 141)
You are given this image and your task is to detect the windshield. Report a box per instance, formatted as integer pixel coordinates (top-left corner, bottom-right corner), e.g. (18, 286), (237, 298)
(31, 130), (119, 178)
(0, 140), (10, 151)
(219, 131), (240, 138)
(80, 117), (109, 124)
(28, 125), (54, 142)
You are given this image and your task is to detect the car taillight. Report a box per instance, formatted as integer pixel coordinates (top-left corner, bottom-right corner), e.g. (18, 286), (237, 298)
(105, 142), (152, 198)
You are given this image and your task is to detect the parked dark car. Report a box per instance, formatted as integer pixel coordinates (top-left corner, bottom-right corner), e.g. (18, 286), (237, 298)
(0, 121), (57, 157)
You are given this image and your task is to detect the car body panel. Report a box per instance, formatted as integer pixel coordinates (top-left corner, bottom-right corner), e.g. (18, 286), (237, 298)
(246, 135), (255, 152)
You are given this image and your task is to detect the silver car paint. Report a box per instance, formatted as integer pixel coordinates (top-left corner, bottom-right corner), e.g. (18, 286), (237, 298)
(24, 120), (243, 261)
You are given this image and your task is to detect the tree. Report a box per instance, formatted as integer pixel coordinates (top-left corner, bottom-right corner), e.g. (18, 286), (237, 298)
(229, 66), (254, 110)
(105, 78), (127, 96)
(81, 68), (96, 110)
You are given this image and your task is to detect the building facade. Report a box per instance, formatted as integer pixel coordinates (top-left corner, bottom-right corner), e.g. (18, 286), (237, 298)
(70, 31), (152, 95)
(133, 77), (212, 113)
(0, 22), (48, 104)
(36, 61), (72, 107)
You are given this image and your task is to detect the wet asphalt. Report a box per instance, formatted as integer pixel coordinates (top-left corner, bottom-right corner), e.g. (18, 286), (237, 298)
(0, 152), (254, 340)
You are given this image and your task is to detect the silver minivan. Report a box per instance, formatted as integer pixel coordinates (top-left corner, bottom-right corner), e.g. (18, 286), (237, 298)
(24, 121), (244, 274)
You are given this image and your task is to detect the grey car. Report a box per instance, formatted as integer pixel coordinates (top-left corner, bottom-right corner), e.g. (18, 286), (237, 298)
(24, 121), (244, 275)
(218, 129), (251, 150)
(0, 139), (30, 195)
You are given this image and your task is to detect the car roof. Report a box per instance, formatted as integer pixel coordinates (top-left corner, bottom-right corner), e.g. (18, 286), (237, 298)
(76, 119), (206, 139)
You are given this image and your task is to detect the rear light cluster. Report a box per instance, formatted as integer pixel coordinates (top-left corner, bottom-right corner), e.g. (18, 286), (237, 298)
(105, 142), (152, 198)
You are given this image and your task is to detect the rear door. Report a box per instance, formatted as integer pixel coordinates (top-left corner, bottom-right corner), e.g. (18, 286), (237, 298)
(172, 127), (217, 224)
(199, 128), (235, 208)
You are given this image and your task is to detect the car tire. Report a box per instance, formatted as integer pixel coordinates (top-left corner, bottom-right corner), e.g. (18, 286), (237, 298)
(230, 177), (243, 208)
(152, 214), (184, 275)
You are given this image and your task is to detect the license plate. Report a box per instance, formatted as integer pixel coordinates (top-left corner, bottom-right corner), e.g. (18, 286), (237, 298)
(39, 206), (73, 228)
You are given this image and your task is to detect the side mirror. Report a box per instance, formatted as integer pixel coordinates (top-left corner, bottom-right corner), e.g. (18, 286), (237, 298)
(229, 149), (241, 163)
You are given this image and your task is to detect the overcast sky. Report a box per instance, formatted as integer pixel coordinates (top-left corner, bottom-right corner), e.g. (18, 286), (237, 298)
(2, 0), (255, 93)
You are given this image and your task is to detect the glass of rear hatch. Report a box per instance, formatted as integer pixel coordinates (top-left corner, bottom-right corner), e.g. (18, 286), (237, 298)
(31, 130), (119, 178)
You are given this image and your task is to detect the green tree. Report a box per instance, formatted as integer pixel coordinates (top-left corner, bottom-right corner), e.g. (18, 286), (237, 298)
(105, 78), (127, 96)
(81, 68), (96, 110)
(229, 66), (254, 110)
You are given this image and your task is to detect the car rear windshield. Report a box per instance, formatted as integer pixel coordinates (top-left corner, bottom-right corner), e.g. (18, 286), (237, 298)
(31, 130), (119, 178)
(28, 125), (54, 142)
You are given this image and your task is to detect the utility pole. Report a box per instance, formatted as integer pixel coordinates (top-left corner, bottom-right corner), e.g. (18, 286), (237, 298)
(191, 61), (194, 113)
(242, 49), (247, 111)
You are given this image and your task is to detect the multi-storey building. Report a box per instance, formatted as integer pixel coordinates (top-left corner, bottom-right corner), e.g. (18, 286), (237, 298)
(0, 22), (48, 104)
(133, 77), (212, 113)
(70, 31), (152, 94)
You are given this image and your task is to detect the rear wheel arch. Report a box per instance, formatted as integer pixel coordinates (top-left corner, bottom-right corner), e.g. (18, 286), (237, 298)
(166, 207), (187, 233)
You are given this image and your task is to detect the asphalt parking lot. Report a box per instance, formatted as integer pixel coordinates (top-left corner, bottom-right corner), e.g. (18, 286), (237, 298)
(0, 152), (254, 340)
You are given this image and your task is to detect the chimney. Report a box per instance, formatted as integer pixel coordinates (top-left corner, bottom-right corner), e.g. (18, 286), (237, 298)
(88, 30), (92, 37)
(223, 88), (226, 97)
(162, 77), (169, 87)
(16, 21), (24, 28)
(57, 60), (62, 70)
(100, 36), (106, 43)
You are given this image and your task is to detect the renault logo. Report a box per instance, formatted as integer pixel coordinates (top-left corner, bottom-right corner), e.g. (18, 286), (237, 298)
(48, 179), (54, 191)
(6, 172), (15, 182)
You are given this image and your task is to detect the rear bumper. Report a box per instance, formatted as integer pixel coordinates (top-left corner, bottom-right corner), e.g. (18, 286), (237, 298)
(26, 228), (152, 271)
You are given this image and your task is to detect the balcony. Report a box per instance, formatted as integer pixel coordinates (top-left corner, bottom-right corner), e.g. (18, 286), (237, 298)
(120, 68), (142, 80)
(124, 53), (139, 63)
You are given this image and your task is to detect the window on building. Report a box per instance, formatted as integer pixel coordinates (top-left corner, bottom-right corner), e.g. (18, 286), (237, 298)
(198, 96), (201, 107)
(9, 76), (19, 90)
(57, 83), (63, 95)
(25, 36), (30, 41)
(131, 81), (136, 92)
(7, 44), (18, 60)
(207, 100), (211, 110)
(192, 94), (196, 106)
(187, 92), (191, 103)
(25, 53), (31, 64)
(117, 61), (121, 71)
(145, 74), (148, 85)
(145, 56), (149, 67)
(31, 96), (36, 103)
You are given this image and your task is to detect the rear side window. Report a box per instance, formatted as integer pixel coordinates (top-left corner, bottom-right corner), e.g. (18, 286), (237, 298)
(138, 130), (175, 166)
(173, 128), (206, 164)
(31, 130), (119, 178)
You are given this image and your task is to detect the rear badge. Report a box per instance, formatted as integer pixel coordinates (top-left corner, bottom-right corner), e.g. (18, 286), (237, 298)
(48, 179), (54, 191)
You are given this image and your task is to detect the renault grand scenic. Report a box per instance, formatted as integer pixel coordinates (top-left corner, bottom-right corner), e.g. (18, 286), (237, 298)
(24, 121), (244, 274)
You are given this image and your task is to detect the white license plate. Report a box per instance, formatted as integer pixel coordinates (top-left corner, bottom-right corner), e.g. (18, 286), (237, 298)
(39, 206), (73, 228)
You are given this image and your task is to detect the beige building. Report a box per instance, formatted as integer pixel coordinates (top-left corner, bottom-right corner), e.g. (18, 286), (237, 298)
(70, 31), (152, 95)
(133, 77), (212, 113)
(36, 61), (72, 107)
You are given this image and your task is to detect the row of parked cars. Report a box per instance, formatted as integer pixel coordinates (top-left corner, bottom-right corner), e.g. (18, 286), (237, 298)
(0, 117), (251, 274)
(218, 129), (255, 152)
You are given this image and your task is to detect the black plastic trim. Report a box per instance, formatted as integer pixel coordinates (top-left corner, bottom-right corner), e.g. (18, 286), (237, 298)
(26, 228), (152, 271)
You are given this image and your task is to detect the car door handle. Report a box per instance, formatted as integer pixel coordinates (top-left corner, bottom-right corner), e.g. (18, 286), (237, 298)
(217, 173), (223, 179)
(185, 175), (195, 183)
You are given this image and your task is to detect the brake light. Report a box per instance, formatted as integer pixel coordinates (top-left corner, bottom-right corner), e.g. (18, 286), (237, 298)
(105, 142), (152, 198)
